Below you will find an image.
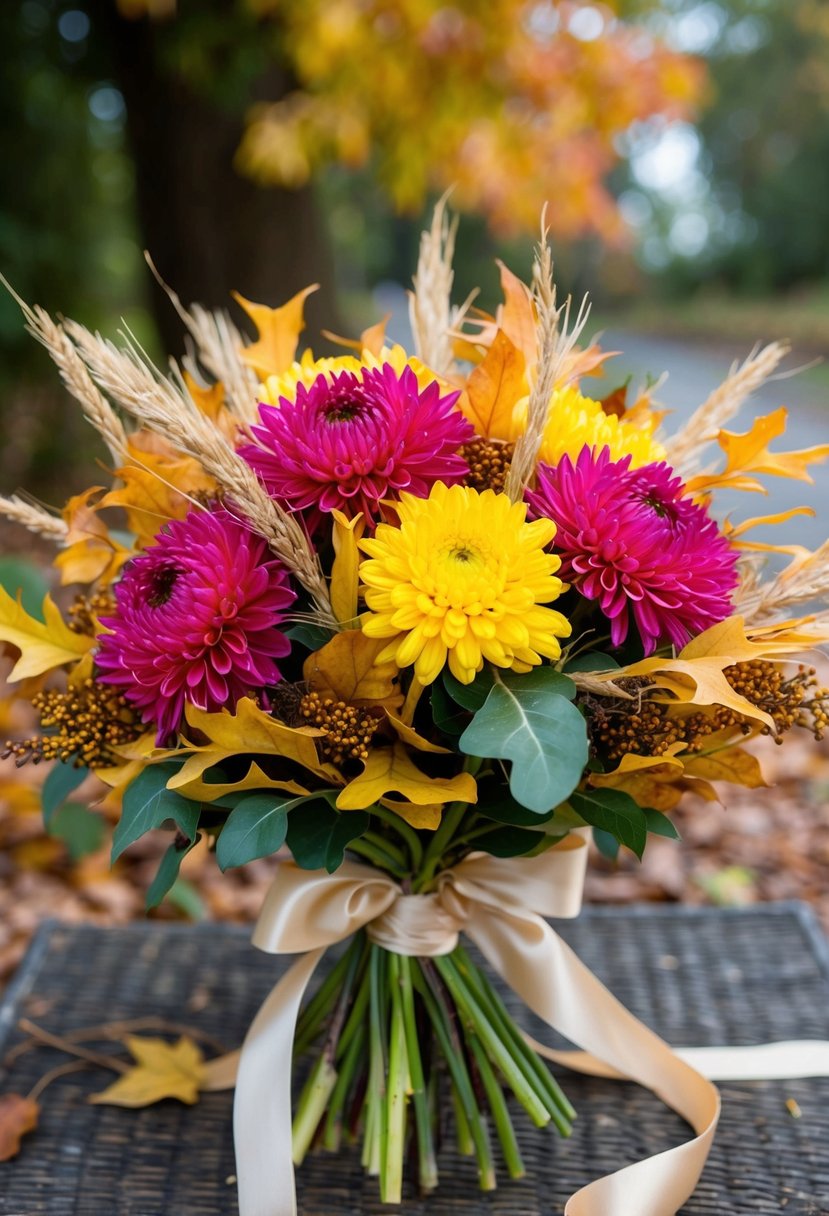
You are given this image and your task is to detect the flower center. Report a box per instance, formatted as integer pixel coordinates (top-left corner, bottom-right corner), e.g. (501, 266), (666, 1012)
(146, 565), (179, 607)
(637, 490), (679, 524)
(323, 388), (367, 424)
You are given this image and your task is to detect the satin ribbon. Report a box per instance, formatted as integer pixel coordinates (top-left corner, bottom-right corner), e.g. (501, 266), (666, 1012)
(203, 837), (829, 1216)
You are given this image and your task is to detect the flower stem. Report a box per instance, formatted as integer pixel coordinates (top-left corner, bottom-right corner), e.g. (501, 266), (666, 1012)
(347, 835), (408, 878)
(294, 935), (364, 1056)
(399, 954), (438, 1191)
(463, 1027), (525, 1179)
(363, 944), (388, 1176)
(292, 1054), (338, 1165)
(383, 951), (409, 1204)
(369, 802), (424, 871)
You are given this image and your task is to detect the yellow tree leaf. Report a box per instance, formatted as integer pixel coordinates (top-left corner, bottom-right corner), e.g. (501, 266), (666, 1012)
(681, 615), (820, 661)
(101, 434), (217, 548)
(90, 1036), (205, 1107)
(384, 711), (451, 754)
(167, 697), (333, 787)
(687, 409), (829, 494)
(495, 260), (537, 367)
(303, 630), (403, 709)
(0, 1094), (39, 1161)
(173, 762), (309, 803)
(336, 744), (477, 811)
(681, 746), (769, 789)
(182, 372), (225, 421)
(234, 285), (319, 378)
(54, 487), (132, 587)
(0, 588), (94, 681)
(330, 510), (365, 625)
(462, 329), (527, 441)
(379, 796), (443, 830)
(360, 315), (390, 357)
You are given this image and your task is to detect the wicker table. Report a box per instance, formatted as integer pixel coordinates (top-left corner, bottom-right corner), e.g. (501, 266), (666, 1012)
(1, 904), (827, 1215)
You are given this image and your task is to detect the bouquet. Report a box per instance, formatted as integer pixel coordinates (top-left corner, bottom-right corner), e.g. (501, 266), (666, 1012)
(2, 205), (829, 1213)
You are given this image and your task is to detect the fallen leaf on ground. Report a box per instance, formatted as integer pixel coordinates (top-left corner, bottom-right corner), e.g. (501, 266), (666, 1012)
(0, 1093), (39, 1160)
(89, 1035), (205, 1107)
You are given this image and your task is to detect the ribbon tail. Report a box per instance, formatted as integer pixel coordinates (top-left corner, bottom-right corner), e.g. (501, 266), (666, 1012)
(529, 1039), (829, 1082)
(234, 947), (327, 1216)
(463, 909), (720, 1216)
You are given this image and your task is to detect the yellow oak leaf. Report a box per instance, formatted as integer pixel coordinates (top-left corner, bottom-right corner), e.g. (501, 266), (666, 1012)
(172, 762), (309, 803)
(0, 1094), (39, 1161)
(167, 697), (333, 787)
(681, 615), (821, 662)
(590, 758), (689, 812)
(234, 285), (319, 378)
(182, 372), (225, 421)
(462, 329), (527, 441)
(336, 744), (477, 811)
(90, 1036), (205, 1107)
(101, 434), (217, 548)
(687, 408), (829, 495)
(725, 506), (814, 541)
(0, 587), (94, 682)
(303, 630), (403, 709)
(330, 511), (365, 626)
(384, 711), (451, 754)
(379, 796), (443, 830)
(54, 487), (132, 587)
(681, 746), (769, 789)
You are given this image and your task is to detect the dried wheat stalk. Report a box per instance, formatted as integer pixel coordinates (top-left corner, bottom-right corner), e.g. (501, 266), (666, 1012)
(504, 226), (590, 502)
(60, 320), (334, 621)
(737, 540), (829, 623)
(665, 341), (790, 476)
(408, 194), (461, 377)
(146, 257), (260, 424)
(0, 495), (68, 543)
(1, 276), (129, 465)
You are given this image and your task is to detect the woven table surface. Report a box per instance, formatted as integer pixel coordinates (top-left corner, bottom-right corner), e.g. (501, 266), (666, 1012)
(1, 904), (827, 1215)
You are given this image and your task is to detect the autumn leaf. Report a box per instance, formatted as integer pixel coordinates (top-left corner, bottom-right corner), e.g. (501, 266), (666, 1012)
(303, 630), (403, 709)
(336, 744), (477, 814)
(167, 697), (334, 787)
(330, 511), (365, 625)
(681, 615), (821, 662)
(90, 1036), (205, 1107)
(495, 260), (537, 367)
(182, 372), (225, 421)
(101, 433), (217, 548)
(462, 329), (527, 441)
(687, 408), (829, 495)
(384, 711), (451, 754)
(0, 1094), (39, 1160)
(234, 285), (319, 378)
(682, 746), (769, 789)
(173, 762), (309, 803)
(54, 487), (132, 587)
(0, 587), (94, 681)
(379, 797), (443, 831)
(360, 315), (390, 357)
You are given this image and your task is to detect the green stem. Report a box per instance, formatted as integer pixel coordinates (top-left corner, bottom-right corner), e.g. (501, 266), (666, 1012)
(369, 802), (424, 871)
(323, 1020), (367, 1150)
(363, 827), (408, 870)
(399, 954), (438, 1191)
(294, 935), (363, 1056)
(463, 1027), (525, 1179)
(414, 757), (482, 892)
(363, 945), (388, 1176)
(413, 959), (496, 1191)
(383, 952), (409, 1204)
(292, 1054), (338, 1165)
(347, 836), (408, 878)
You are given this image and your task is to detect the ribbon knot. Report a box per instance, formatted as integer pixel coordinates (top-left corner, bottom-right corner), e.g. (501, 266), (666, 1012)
(366, 890), (464, 956)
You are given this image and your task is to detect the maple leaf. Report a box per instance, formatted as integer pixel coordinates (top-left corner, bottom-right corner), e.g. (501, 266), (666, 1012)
(101, 433), (217, 549)
(0, 587), (94, 681)
(303, 630), (403, 709)
(234, 285), (319, 379)
(0, 1094), (39, 1161)
(53, 487), (132, 587)
(90, 1036), (205, 1107)
(335, 744), (477, 817)
(461, 329), (527, 441)
(687, 408), (829, 495)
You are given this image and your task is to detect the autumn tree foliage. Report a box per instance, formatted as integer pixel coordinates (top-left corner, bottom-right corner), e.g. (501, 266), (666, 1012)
(121, 0), (703, 243)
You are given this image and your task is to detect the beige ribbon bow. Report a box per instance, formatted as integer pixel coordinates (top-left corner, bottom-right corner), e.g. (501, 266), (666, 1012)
(204, 836), (829, 1216)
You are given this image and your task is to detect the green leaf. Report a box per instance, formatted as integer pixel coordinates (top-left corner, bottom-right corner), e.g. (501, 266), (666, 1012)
(42, 761), (89, 828)
(164, 878), (207, 921)
(430, 681), (466, 737)
(49, 803), (105, 860)
(644, 808), (681, 840)
(0, 557), (50, 621)
(442, 666), (494, 711)
(475, 785), (556, 827)
(471, 825), (547, 857)
(146, 834), (201, 910)
(458, 668), (587, 814)
(592, 828), (620, 862)
(569, 789), (648, 859)
(285, 622), (334, 650)
(112, 763), (199, 861)
(215, 792), (303, 871)
(286, 801), (370, 872)
(563, 651), (620, 672)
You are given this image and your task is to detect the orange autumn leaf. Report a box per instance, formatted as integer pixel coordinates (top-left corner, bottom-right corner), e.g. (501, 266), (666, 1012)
(54, 488), (132, 587)
(336, 743), (476, 818)
(234, 285), (319, 378)
(495, 260), (537, 368)
(462, 329), (526, 441)
(0, 1094), (39, 1161)
(360, 315), (390, 358)
(303, 630), (403, 709)
(101, 433), (217, 548)
(681, 746), (768, 789)
(182, 372), (225, 421)
(687, 408), (829, 495)
(90, 1036), (205, 1107)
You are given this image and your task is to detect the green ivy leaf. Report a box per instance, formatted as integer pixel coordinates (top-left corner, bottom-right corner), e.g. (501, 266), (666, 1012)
(112, 763), (199, 861)
(563, 651), (620, 672)
(42, 761), (89, 828)
(471, 825), (549, 857)
(592, 828), (620, 861)
(49, 803), (105, 861)
(216, 792), (317, 871)
(430, 681), (467, 737)
(458, 668), (587, 813)
(569, 788), (648, 859)
(475, 785), (556, 827)
(146, 834), (201, 910)
(286, 801), (370, 872)
(285, 622), (334, 650)
(442, 666), (495, 711)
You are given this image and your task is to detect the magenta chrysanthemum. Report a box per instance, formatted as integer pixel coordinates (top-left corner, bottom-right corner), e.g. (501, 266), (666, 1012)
(526, 446), (739, 654)
(96, 506), (295, 743)
(239, 363), (474, 526)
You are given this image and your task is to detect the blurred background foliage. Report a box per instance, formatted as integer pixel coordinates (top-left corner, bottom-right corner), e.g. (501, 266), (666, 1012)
(1, 0), (828, 504)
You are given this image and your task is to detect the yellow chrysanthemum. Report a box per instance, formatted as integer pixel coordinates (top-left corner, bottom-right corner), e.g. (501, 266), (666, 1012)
(261, 345), (445, 405)
(360, 483), (571, 685)
(538, 385), (665, 468)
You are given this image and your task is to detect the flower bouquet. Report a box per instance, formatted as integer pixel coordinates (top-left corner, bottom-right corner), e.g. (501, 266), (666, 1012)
(2, 205), (829, 1214)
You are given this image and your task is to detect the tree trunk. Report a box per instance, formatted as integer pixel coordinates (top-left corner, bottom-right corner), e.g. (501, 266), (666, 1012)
(92, 2), (340, 357)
